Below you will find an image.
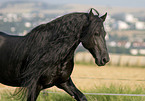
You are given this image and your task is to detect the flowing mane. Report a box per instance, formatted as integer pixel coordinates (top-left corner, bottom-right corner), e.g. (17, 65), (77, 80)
(20, 13), (88, 74)
(13, 13), (89, 100)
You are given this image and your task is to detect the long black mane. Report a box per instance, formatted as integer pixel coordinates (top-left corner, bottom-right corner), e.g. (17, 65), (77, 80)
(12, 13), (89, 100)
(20, 13), (88, 76)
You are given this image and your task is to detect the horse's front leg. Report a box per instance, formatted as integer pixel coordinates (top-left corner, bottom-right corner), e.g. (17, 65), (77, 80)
(56, 77), (87, 101)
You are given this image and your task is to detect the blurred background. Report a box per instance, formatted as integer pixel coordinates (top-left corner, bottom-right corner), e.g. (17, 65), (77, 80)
(0, 0), (145, 101)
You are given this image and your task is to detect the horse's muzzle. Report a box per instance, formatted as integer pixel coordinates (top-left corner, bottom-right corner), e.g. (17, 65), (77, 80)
(95, 57), (110, 66)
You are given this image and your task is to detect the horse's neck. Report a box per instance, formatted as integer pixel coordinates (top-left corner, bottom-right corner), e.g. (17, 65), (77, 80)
(59, 14), (88, 54)
(24, 13), (88, 52)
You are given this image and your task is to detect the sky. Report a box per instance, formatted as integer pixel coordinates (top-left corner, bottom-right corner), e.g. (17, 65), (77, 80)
(42, 0), (145, 8)
(0, 0), (145, 8)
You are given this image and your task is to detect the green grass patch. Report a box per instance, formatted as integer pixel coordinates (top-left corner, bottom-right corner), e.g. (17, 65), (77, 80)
(0, 84), (145, 101)
(85, 84), (145, 101)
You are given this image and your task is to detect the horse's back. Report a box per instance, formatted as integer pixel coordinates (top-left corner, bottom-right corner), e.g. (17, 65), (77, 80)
(0, 31), (22, 66)
(0, 31), (10, 37)
(0, 32), (22, 86)
(0, 31), (6, 35)
(0, 31), (13, 44)
(0, 31), (14, 66)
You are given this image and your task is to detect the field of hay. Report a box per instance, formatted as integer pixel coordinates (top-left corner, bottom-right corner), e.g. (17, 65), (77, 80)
(72, 65), (145, 90)
(75, 52), (145, 67)
(0, 64), (145, 101)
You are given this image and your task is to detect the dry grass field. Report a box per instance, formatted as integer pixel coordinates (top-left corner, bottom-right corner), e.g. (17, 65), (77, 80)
(72, 65), (145, 90)
(0, 64), (145, 91)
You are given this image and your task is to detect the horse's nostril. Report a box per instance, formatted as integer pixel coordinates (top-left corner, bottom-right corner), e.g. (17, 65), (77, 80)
(103, 58), (107, 63)
(102, 58), (108, 64)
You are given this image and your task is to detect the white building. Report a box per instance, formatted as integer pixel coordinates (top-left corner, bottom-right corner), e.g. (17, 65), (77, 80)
(25, 22), (32, 28)
(109, 41), (117, 47)
(130, 49), (138, 55)
(115, 21), (129, 30)
(125, 14), (138, 23)
(135, 21), (145, 30)
(139, 49), (145, 55)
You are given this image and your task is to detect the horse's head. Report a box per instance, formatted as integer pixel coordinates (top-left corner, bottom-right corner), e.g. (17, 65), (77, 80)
(80, 8), (110, 66)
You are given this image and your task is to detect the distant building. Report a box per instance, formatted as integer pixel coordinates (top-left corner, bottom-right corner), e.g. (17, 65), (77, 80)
(139, 49), (145, 55)
(130, 49), (138, 55)
(125, 14), (138, 23)
(109, 41), (117, 47)
(10, 27), (16, 32)
(130, 49), (145, 55)
(25, 22), (32, 28)
(125, 42), (131, 48)
(117, 41), (131, 48)
(114, 21), (129, 30)
(111, 13), (145, 30)
(132, 42), (145, 48)
(135, 21), (145, 30)
(130, 42), (145, 55)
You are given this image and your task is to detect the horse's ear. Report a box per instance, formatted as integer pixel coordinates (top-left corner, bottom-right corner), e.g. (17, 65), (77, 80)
(89, 8), (94, 19)
(100, 13), (107, 22)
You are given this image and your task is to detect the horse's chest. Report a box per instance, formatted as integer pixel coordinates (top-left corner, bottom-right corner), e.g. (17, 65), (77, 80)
(59, 61), (74, 80)
(40, 59), (74, 86)
(54, 59), (74, 83)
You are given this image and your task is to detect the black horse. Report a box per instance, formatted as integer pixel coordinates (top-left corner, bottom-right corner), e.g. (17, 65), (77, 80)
(0, 8), (109, 101)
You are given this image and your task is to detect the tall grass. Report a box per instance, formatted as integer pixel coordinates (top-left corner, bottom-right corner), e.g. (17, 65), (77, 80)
(1, 84), (145, 101)
(85, 84), (145, 101)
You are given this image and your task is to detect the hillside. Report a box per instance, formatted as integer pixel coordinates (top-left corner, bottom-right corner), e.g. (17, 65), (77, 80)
(0, 1), (63, 14)
(0, 1), (145, 16)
